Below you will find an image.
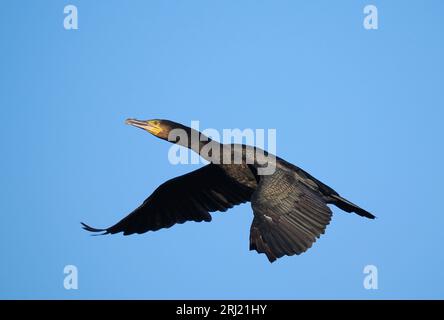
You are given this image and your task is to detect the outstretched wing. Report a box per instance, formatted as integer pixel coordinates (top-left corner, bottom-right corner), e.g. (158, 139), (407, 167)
(249, 167), (332, 262)
(83, 163), (254, 235)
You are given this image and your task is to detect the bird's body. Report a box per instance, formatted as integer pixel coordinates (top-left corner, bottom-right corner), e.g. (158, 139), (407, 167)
(83, 119), (374, 262)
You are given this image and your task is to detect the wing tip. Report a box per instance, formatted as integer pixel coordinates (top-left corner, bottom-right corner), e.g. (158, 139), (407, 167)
(81, 222), (109, 235)
(249, 247), (278, 263)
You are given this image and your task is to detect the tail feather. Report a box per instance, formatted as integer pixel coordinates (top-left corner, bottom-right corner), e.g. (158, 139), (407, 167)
(328, 195), (375, 219)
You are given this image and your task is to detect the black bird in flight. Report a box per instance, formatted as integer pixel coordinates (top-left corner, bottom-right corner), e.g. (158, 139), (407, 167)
(82, 119), (374, 262)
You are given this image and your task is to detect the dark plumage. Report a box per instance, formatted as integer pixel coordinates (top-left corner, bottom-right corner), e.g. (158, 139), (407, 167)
(83, 119), (374, 262)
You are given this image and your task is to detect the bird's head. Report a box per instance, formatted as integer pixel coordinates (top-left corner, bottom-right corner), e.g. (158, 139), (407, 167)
(125, 118), (189, 141)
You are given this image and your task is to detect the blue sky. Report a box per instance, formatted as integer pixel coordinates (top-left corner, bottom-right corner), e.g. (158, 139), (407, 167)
(1, 0), (443, 299)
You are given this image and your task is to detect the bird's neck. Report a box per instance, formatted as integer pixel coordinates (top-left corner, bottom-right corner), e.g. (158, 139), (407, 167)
(166, 126), (220, 160)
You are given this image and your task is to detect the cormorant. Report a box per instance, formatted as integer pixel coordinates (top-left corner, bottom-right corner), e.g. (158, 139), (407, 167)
(82, 119), (374, 262)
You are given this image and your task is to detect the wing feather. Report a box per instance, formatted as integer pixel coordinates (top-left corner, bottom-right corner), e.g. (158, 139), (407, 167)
(83, 163), (254, 235)
(249, 167), (332, 262)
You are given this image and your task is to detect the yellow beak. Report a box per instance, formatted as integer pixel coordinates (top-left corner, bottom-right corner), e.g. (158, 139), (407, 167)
(125, 119), (162, 136)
